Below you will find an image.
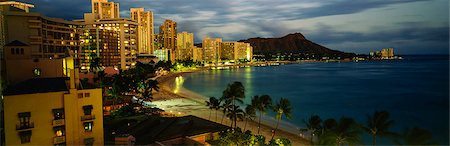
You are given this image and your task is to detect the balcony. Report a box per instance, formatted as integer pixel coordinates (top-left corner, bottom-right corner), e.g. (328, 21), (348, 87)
(81, 115), (96, 121)
(52, 119), (65, 127)
(53, 136), (66, 144)
(16, 123), (34, 130)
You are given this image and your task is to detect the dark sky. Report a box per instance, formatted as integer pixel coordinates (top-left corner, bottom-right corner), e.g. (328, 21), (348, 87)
(17, 0), (449, 54)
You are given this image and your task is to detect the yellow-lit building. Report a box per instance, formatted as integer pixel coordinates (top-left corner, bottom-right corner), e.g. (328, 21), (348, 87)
(0, 1), (82, 59)
(130, 8), (154, 55)
(3, 40), (75, 84)
(176, 32), (194, 61)
(3, 69), (104, 145)
(220, 42), (253, 62)
(192, 46), (203, 62)
(202, 37), (222, 63)
(381, 48), (394, 59)
(159, 19), (177, 62)
(77, 14), (139, 70)
(91, 0), (119, 19)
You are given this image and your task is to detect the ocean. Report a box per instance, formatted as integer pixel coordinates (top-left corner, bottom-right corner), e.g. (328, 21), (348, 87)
(180, 55), (449, 145)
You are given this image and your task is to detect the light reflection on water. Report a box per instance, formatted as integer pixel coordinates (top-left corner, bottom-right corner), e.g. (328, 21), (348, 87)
(181, 56), (449, 145)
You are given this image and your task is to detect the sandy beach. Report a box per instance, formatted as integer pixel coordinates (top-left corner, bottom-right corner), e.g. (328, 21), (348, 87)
(152, 69), (310, 145)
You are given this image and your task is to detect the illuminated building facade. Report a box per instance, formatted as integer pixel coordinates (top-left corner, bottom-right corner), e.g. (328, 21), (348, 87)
(202, 37), (222, 63)
(3, 69), (104, 145)
(159, 19), (177, 62)
(130, 8), (154, 54)
(176, 32), (194, 61)
(192, 46), (203, 62)
(0, 1), (82, 59)
(91, 0), (119, 19)
(220, 42), (253, 62)
(381, 48), (394, 59)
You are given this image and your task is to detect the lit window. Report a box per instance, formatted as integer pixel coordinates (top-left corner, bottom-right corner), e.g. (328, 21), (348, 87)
(84, 93), (90, 97)
(84, 122), (93, 132)
(52, 108), (65, 120)
(33, 68), (41, 77)
(78, 93), (84, 98)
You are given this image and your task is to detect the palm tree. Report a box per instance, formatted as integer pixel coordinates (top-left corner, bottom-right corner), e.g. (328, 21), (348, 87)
(362, 110), (395, 146)
(220, 99), (232, 124)
(206, 97), (218, 120)
(222, 82), (245, 128)
(303, 115), (322, 145)
(225, 105), (244, 128)
(394, 127), (436, 145)
(318, 117), (361, 146)
(271, 98), (293, 140)
(139, 79), (159, 102)
(251, 95), (272, 134)
(211, 97), (221, 122)
(243, 105), (256, 131)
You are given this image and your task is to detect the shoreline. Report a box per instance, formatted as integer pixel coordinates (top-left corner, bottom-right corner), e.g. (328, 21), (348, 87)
(152, 68), (310, 145)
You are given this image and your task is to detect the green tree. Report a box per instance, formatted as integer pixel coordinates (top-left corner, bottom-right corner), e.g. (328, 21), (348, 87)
(394, 127), (436, 145)
(206, 96), (220, 120)
(271, 98), (293, 140)
(251, 95), (272, 134)
(318, 117), (361, 146)
(303, 115), (322, 145)
(243, 105), (256, 131)
(222, 82), (245, 128)
(220, 99), (232, 125)
(362, 110), (396, 146)
(226, 105), (245, 128)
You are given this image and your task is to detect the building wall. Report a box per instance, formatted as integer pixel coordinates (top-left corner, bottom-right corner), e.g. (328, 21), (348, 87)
(159, 19), (177, 62)
(202, 38), (222, 63)
(4, 44), (75, 84)
(192, 46), (203, 62)
(91, 0), (119, 19)
(176, 32), (194, 61)
(4, 73), (104, 145)
(2, 10), (82, 59)
(130, 8), (154, 55)
(82, 18), (138, 70)
(220, 42), (235, 61)
(4, 91), (66, 145)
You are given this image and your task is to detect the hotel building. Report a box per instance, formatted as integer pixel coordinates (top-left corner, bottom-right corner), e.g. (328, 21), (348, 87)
(192, 46), (203, 62)
(76, 16), (138, 70)
(176, 32), (194, 61)
(220, 42), (253, 62)
(159, 19), (177, 62)
(202, 37), (222, 63)
(3, 69), (104, 145)
(0, 1), (82, 60)
(91, 0), (119, 19)
(75, 0), (138, 70)
(130, 8), (154, 55)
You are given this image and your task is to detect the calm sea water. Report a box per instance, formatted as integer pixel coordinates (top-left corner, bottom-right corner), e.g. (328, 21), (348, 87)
(181, 55), (449, 144)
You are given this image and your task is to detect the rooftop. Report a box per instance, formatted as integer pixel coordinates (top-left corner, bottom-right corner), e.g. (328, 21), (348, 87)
(4, 77), (69, 96)
(115, 115), (229, 145)
(5, 40), (28, 46)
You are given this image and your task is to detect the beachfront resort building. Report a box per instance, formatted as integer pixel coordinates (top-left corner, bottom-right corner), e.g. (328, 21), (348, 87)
(3, 66), (104, 145)
(202, 37), (222, 64)
(176, 32), (194, 61)
(130, 8), (154, 55)
(370, 48), (395, 59)
(221, 42), (253, 62)
(159, 19), (177, 62)
(75, 0), (139, 70)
